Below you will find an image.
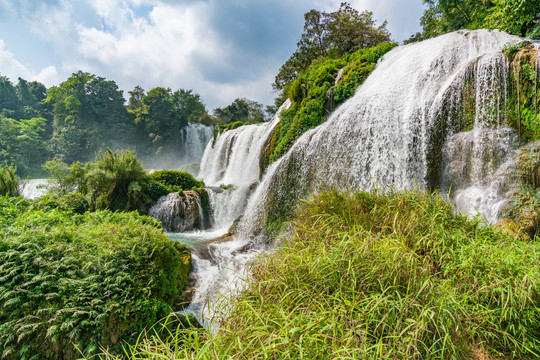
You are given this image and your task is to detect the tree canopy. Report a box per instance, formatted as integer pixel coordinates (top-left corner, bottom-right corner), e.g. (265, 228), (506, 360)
(416, 0), (540, 41)
(273, 2), (391, 90)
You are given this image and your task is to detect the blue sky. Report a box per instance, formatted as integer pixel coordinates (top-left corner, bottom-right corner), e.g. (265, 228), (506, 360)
(0, 0), (425, 110)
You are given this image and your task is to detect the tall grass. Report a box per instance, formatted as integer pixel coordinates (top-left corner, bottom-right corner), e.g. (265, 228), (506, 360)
(100, 189), (540, 359)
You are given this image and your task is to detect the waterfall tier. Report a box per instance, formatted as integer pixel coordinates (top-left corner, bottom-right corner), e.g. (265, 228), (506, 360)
(238, 30), (528, 238)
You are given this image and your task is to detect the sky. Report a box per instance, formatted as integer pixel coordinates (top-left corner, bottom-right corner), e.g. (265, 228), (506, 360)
(0, 0), (425, 111)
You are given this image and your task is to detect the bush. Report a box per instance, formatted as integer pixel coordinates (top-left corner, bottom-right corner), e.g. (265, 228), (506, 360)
(0, 196), (191, 360)
(31, 192), (90, 214)
(149, 169), (204, 191)
(266, 42), (396, 165)
(0, 164), (20, 197)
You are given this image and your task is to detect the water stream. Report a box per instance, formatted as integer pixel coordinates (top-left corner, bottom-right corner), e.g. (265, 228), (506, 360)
(167, 30), (533, 326)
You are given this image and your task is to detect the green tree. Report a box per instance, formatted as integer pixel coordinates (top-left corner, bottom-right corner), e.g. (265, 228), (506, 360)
(172, 89), (207, 124)
(213, 98), (265, 124)
(45, 71), (128, 163)
(273, 2), (390, 90)
(418, 0), (540, 40)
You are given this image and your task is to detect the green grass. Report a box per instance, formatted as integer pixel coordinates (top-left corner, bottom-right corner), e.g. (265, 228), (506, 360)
(99, 189), (540, 359)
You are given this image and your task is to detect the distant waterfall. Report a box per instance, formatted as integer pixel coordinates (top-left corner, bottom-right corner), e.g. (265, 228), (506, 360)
(179, 124), (214, 165)
(20, 179), (48, 199)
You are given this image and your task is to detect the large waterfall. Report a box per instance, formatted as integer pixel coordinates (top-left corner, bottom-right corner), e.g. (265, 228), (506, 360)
(238, 30), (527, 237)
(180, 30), (539, 324)
(199, 100), (291, 230)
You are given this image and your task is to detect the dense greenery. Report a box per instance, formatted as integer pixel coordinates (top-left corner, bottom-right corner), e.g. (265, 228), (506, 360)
(1, 72), (223, 177)
(413, 0), (540, 42)
(0, 196), (191, 360)
(273, 2), (391, 91)
(101, 189), (540, 359)
(149, 169), (204, 193)
(265, 42), (397, 165)
(42, 150), (206, 213)
(0, 164), (20, 197)
(506, 42), (540, 141)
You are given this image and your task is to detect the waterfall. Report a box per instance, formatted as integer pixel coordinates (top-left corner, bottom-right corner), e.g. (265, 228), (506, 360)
(199, 100), (291, 230)
(180, 30), (539, 325)
(179, 123), (214, 165)
(20, 179), (48, 199)
(238, 30), (523, 238)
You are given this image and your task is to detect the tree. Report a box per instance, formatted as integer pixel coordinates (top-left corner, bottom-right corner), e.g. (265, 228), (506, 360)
(171, 89), (207, 124)
(273, 2), (391, 90)
(213, 98), (265, 124)
(44, 71), (128, 163)
(418, 0), (540, 40)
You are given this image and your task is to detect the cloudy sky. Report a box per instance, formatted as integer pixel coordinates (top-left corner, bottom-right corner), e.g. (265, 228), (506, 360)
(0, 0), (425, 110)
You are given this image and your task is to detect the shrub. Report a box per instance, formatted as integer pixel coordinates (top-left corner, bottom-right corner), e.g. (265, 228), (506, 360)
(31, 192), (90, 214)
(0, 164), (20, 197)
(0, 196), (191, 360)
(149, 169), (204, 191)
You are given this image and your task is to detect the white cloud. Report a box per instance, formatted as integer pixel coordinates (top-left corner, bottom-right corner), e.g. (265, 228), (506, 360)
(0, 39), (59, 86)
(0, 39), (32, 80)
(33, 65), (59, 87)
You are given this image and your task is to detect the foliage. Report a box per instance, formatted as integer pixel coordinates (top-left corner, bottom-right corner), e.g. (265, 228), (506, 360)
(418, 0), (540, 41)
(505, 43), (540, 141)
(0, 196), (191, 360)
(100, 189), (540, 359)
(44, 71), (129, 163)
(44, 149), (168, 213)
(31, 192), (90, 214)
(149, 169), (204, 192)
(128, 86), (212, 160)
(266, 42), (396, 165)
(502, 142), (540, 237)
(213, 98), (266, 124)
(0, 164), (20, 197)
(273, 2), (391, 91)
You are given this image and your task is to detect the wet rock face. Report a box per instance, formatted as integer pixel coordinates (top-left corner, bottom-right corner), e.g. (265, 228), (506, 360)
(149, 190), (208, 232)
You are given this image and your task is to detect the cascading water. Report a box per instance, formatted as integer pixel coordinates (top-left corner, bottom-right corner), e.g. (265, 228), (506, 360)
(238, 30), (524, 238)
(20, 179), (48, 199)
(176, 30), (538, 326)
(179, 123), (214, 165)
(199, 99), (291, 230)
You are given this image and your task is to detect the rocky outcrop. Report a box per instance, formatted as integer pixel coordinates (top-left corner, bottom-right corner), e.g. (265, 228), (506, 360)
(149, 190), (210, 232)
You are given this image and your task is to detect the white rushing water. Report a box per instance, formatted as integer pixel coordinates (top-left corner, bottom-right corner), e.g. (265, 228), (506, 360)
(179, 123), (214, 165)
(20, 179), (48, 199)
(238, 29), (523, 237)
(199, 100), (291, 231)
(175, 30), (534, 326)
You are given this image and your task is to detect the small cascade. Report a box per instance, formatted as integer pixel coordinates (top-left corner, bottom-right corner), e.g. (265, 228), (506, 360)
(20, 179), (48, 199)
(149, 190), (208, 232)
(441, 127), (519, 222)
(199, 100), (291, 230)
(179, 123), (214, 165)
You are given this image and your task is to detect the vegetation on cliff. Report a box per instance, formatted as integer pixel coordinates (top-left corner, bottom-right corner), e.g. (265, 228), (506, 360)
(413, 0), (540, 42)
(0, 196), (191, 360)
